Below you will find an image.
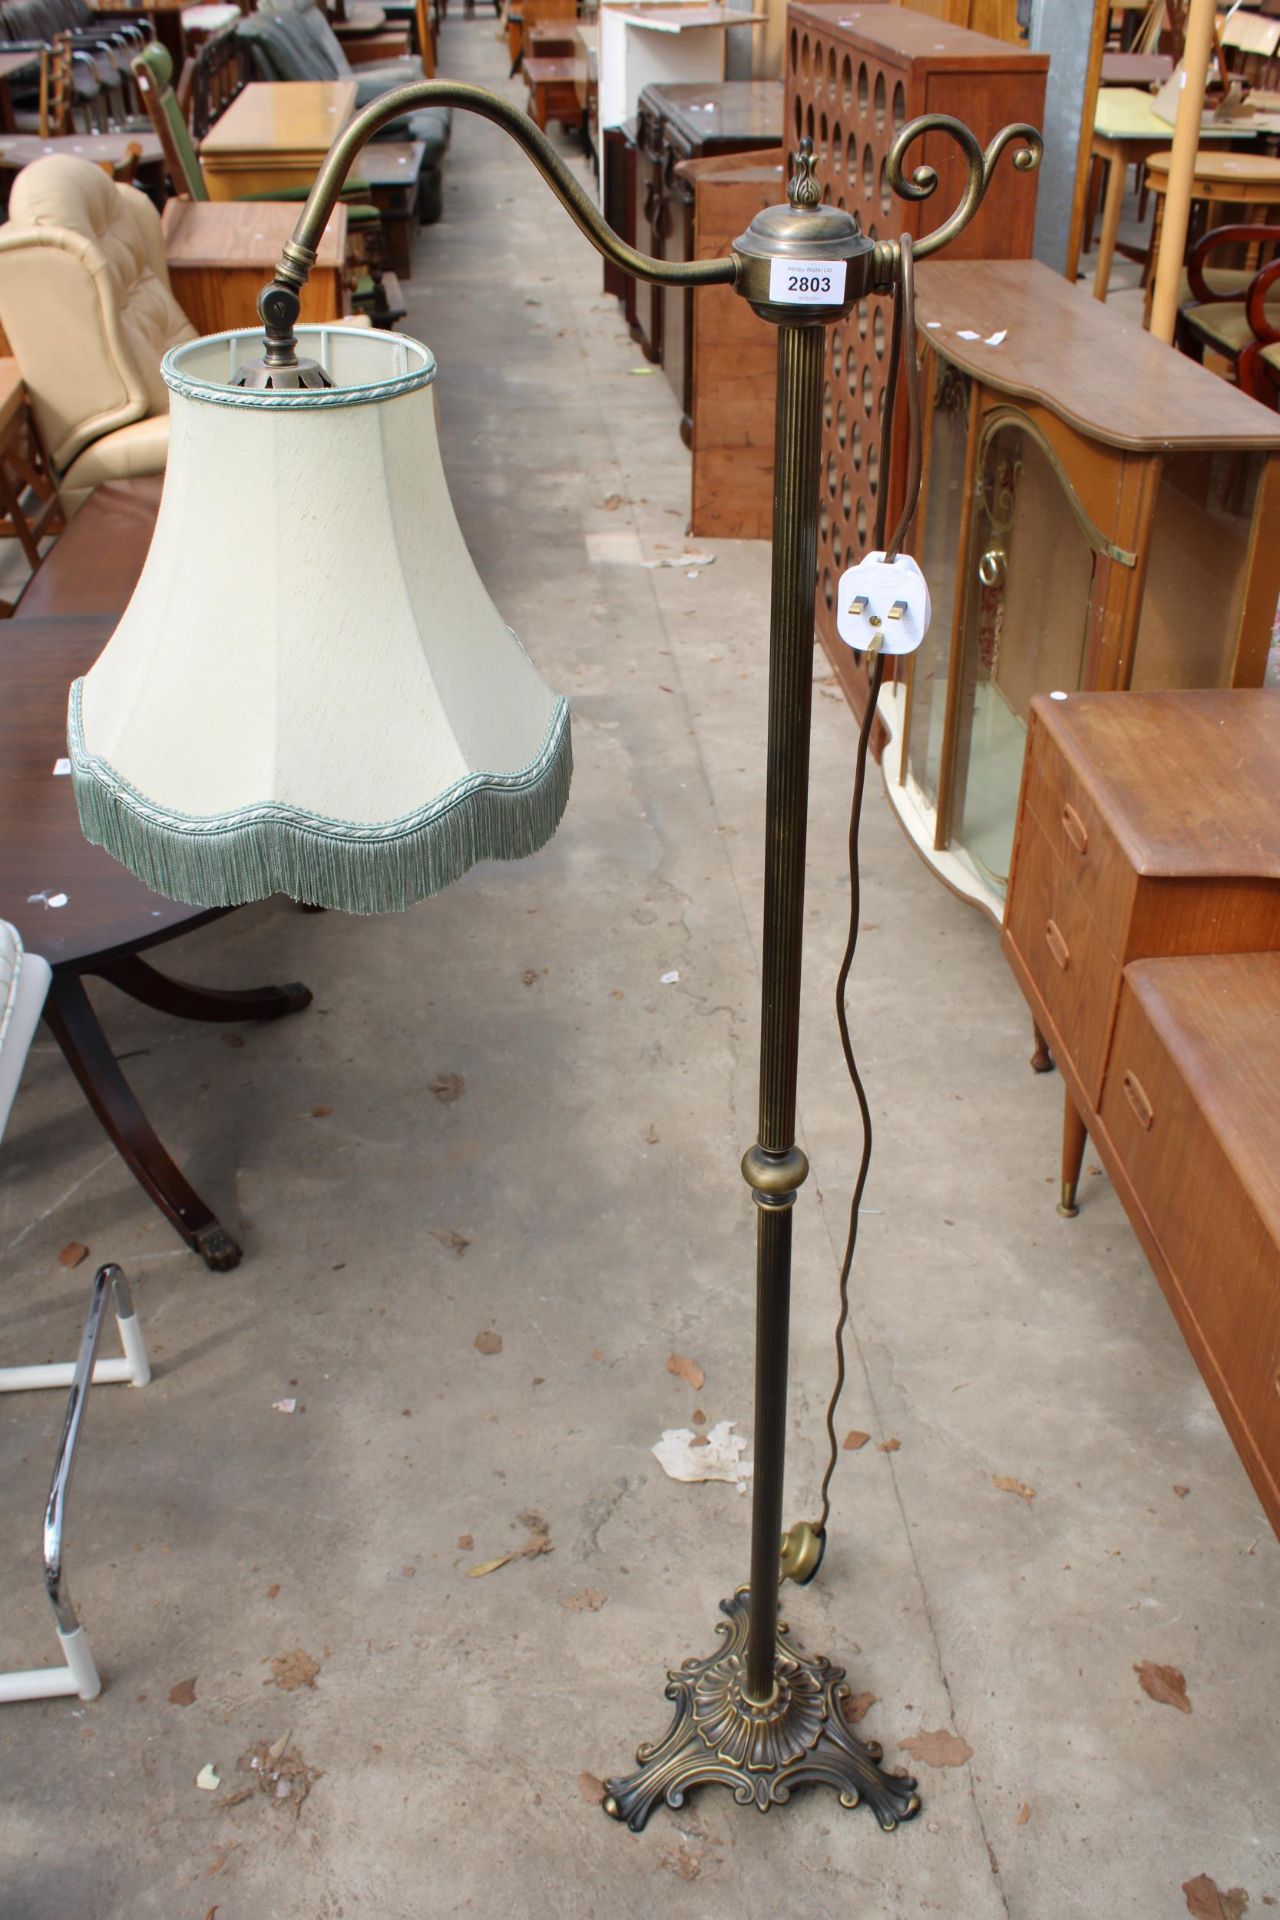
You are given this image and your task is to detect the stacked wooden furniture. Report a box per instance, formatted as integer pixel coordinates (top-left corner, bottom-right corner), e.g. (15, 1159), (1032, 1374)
(784, 5), (1046, 740)
(681, 147), (784, 538)
(525, 53), (585, 133)
(162, 200), (351, 331)
(199, 77), (357, 199)
(629, 79), (783, 443)
(886, 258), (1280, 921)
(1002, 689), (1280, 1536)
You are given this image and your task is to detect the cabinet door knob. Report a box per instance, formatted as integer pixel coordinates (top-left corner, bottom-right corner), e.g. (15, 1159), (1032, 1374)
(977, 547), (1006, 588)
(1123, 1070), (1154, 1131)
(1062, 803), (1089, 855)
(1045, 918), (1070, 971)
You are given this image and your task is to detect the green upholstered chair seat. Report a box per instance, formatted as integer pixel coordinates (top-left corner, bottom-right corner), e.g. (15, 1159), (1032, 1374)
(1183, 296), (1280, 354)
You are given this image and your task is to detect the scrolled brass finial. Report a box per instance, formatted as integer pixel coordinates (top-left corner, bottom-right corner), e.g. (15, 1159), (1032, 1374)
(787, 137), (822, 210)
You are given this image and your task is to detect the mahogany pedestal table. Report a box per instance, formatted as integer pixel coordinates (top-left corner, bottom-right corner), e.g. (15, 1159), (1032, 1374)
(0, 612), (312, 1271)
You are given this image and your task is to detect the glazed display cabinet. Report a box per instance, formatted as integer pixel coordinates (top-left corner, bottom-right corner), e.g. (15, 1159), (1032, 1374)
(884, 260), (1280, 922)
(784, 2), (1047, 746)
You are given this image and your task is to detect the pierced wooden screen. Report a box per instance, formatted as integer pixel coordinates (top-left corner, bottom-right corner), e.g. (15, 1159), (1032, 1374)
(784, 2), (1046, 737)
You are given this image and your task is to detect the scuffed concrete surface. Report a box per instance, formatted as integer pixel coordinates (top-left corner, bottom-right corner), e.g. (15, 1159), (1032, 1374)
(0, 24), (1275, 1918)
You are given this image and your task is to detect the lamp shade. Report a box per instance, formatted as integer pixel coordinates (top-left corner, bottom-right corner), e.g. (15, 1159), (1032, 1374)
(69, 326), (571, 914)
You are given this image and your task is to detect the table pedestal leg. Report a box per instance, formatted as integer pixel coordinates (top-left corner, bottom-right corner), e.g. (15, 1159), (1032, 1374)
(1094, 144), (1129, 301)
(42, 973), (242, 1271)
(93, 954), (312, 1024)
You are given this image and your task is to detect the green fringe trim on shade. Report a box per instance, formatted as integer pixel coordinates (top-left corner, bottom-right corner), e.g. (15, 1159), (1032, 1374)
(68, 681), (572, 915)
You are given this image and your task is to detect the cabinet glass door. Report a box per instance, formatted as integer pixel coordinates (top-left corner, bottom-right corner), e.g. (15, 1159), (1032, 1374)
(950, 414), (1096, 897)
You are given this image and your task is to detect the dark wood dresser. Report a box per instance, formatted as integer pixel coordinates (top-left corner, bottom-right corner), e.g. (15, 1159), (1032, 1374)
(1003, 689), (1280, 1532)
(630, 80), (783, 442)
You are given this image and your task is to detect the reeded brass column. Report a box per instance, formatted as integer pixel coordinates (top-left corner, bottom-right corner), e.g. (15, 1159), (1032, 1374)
(741, 319), (826, 1703)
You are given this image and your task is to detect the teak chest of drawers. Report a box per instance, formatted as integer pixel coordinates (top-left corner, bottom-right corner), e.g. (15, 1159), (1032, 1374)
(1003, 689), (1280, 1531)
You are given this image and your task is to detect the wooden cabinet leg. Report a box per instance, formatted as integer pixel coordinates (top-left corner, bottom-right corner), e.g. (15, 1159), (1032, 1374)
(1030, 1020), (1054, 1073)
(1058, 1092), (1088, 1219)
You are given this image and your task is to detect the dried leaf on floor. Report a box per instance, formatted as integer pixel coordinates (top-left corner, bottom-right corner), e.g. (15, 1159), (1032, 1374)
(430, 1073), (465, 1104)
(1183, 1874), (1250, 1919)
(266, 1649), (320, 1692)
(878, 1437), (901, 1453)
(1014, 1803), (1031, 1826)
(168, 1676), (198, 1707)
(644, 1125), (660, 1145)
(310, 1105), (333, 1119)
(520, 1532), (554, 1558)
(265, 1584), (280, 1600)
(691, 1408), (706, 1425)
(993, 1475), (1036, 1503)
(690, 1434), (710, 1448)
(57, 1242), (89, 1268)
(658, 1845), (702, 1880)
(466, 1555), (514, 1578)
(522, 969), (539, 985)
(898, 1728), (973, 1768)
(432, 1229), (470, 1255)
(843, 1431), (871, 1451)
(601, 494), (623, 511)
(474, 1330), (503, 1356)
(457, 1534), (474, 1551)
(578, 1771), (606, 1804)
(1174, 1485), (1191, 1499)
(237, 1735), (323, 1816)
(667, 1353), (705, 1390)
(562, 1588), (607, 1612)
(843, 1691), (876, 1725)
(1135, 1661), (1191, 1713)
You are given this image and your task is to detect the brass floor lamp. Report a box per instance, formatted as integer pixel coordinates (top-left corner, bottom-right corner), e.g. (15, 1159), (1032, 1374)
(69, 85), (1040, 1831)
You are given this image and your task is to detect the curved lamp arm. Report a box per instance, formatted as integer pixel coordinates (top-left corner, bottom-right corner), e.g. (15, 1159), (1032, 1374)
(885, 114), (1043, 262)
(253, 80), (737, 378)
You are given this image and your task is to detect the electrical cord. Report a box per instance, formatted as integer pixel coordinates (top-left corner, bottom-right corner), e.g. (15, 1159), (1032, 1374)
(816, 236), (922, 1537)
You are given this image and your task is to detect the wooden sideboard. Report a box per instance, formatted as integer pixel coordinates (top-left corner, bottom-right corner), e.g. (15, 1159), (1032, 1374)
(630, 80), (783, 444)
(886, 259), (1280, 921)
(162, 200), (350, 333)
(1003, 690), (1280, 1531)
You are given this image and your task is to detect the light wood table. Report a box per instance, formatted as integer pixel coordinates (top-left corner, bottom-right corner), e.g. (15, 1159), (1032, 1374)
(200, 80), (358, 201)
(162, 200), (350, 334)
(1086, 87), (1255, 301)
(1142, 148), (1280, 324)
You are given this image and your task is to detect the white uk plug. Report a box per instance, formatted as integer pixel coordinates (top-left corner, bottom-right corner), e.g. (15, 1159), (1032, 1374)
(834, 551), (931, 656)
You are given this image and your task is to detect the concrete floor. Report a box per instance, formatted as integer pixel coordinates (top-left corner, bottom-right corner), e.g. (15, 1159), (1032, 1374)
(2, 26), (1278, 1919)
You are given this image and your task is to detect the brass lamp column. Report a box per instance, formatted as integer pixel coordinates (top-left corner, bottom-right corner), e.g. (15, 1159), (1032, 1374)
(114, 84), (1040, 1831)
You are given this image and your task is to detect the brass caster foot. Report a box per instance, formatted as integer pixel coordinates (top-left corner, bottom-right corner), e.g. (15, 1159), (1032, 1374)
(602, 1587), (921, 1832)
(780, 1521), (825, 1586)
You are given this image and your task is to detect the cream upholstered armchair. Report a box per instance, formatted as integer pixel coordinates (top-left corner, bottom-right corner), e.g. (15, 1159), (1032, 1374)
(0, 156), (195, 516)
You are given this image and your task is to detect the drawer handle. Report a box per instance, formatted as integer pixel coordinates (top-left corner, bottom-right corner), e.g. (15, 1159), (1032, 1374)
(1045, 918), (1070, 971)
(1123, 1070), (1154, 1131)
(1061, 803), (1089, 855)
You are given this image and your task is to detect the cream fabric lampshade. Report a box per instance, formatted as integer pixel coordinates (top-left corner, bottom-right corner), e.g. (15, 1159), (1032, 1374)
(69, 326), (571, 914)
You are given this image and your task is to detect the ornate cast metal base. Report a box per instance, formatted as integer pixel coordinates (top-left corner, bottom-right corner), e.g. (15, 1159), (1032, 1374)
(603, 1588), (921, 1833)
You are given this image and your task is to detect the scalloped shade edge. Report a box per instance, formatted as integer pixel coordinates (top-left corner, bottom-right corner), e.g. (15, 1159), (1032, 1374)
(69, 684), (572, 916)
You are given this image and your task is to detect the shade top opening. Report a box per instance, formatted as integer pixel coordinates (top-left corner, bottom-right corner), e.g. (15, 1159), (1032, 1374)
(164, 327), (437, 409)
